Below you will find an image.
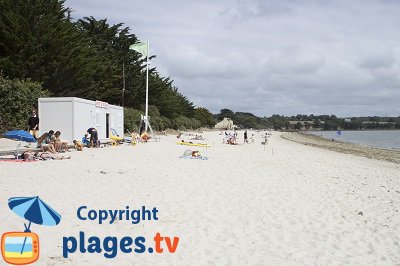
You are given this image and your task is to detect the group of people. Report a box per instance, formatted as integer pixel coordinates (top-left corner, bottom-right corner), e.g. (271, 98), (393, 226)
(223, 131), (238, 145)
(22, 127), (101, 160)
(191, 134), (205, 141)
(36, 130), (68, 153)
(129, 131), (150, 144)
(220, 130), (257, 145)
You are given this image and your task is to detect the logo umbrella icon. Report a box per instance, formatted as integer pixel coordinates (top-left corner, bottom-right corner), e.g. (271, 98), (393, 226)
(8, 196), (61, 254)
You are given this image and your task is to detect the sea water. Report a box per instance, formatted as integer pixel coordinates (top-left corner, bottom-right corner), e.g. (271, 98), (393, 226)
(308, 130), (400, 150)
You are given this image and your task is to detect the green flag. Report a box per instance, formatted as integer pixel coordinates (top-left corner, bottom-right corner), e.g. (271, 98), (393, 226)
(129, 42), (148, 57)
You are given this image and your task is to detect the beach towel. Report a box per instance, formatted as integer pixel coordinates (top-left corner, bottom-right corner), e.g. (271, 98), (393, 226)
(179, 155), (208, 160)
(0, 159), (37, 163)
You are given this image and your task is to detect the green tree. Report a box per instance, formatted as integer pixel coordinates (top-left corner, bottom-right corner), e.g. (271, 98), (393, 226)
(313, 119), (321, 128)
(218, 109), (235, 120)
(294, 122), (302, 130)
(124, 107), (141, 132)
(0, 0), (202, 129)
(194, 107), (216, 128)
(0, 0), (98, 97)
(0, 76), (50, 133)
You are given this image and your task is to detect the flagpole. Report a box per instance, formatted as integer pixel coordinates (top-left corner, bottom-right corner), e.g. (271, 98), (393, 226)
(122, 61), (125, 107)
(145, 40), (149, 131)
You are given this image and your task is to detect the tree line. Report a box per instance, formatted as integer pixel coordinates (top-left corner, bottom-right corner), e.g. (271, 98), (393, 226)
(0, 0), (215, 133)
(215, 109), (400, 131)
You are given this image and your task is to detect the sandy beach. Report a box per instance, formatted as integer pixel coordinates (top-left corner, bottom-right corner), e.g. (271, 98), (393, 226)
(0, 131), (399, 265)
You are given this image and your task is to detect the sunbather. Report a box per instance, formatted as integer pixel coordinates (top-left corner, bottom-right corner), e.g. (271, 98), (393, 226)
(54, 131), (69, 152)
(37, 131), (57, 153)
(180, 149), (208, 160)
(36, 152), (71, 160)
(22, 151), (36, 161)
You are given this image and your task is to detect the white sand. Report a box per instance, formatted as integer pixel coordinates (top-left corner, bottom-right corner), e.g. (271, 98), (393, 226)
(0, 131), (399, 265)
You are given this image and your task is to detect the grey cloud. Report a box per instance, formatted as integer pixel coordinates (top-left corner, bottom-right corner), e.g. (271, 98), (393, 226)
(219, 0), (292, 26)
(260, 49), (325, 74)
(66, 0), (400, 116)
(359, 46), (395, 69)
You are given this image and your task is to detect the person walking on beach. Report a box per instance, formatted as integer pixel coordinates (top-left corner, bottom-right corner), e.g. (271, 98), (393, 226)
(244, 130), (248, 143)
(28, 109), (39, 139)
(26, 109), (39, 147)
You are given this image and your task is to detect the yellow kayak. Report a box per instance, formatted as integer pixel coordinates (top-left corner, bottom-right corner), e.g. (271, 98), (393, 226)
(176, 142), (212, 147)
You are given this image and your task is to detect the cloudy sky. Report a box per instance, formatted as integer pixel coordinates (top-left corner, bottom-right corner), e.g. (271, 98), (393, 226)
(65, 0), (400, 117)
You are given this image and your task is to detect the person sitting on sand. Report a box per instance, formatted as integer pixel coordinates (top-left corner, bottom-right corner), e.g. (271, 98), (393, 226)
(37, 130), (57, 153)
(54, 131), (69, 152)
(129, 131), (138, 145)
(141, 132), (150, 143)
(73, 140), (83, 151)
(225, 133), (237, 145)
(82, 134), (90, 146)
(36, 132), (48, 147)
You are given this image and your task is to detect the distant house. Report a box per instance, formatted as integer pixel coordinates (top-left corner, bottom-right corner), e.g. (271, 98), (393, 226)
(215, 117), (236, 130)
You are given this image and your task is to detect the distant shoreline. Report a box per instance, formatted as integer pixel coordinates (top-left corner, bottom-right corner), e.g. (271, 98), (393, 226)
(281, 132), (400, 164)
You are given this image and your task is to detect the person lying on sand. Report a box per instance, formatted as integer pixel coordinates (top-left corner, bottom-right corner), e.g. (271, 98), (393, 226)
(22, 151), (36, 161)
(22, 151), (71, 160)
(36, 152), (71, 160)
(180, 149), (208, 160)
(183, 149), (201, 157)
(191, 150), (200, 157)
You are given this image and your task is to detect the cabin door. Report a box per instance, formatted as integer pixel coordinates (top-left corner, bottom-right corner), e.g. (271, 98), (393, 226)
(106, 113), (110, 138)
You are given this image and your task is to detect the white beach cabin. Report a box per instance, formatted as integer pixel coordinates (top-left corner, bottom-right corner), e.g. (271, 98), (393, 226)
(38, 97), (124, 144)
